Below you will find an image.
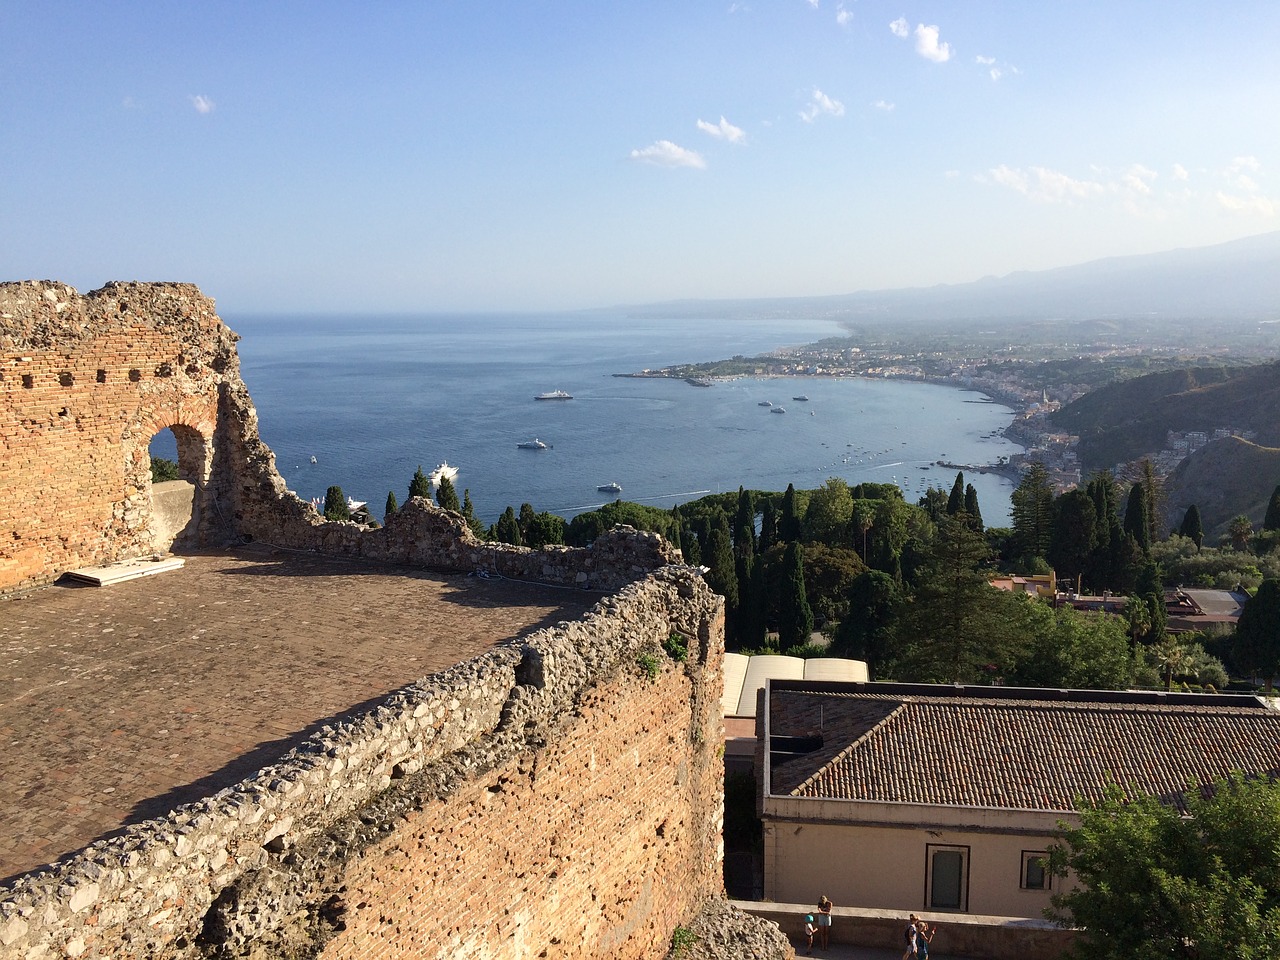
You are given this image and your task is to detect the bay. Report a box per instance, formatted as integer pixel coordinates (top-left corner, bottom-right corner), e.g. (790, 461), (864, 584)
(157, 312), (1020, 527)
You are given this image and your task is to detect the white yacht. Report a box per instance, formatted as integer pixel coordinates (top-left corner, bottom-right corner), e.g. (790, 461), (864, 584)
(597, 482), (622, 494)
(428, 462), (459, 488)
(517, 438), (550, 450)
(535, 389), (573, 400)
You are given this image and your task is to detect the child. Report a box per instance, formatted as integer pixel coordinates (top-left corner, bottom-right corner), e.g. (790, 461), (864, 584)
(803, 914), (817, 955)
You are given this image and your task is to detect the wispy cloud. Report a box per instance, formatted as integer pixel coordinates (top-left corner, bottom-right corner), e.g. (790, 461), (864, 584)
(975, 55), (996, 65)
(804, 0), (819, 7)
(985, 164), (1105, 203)
(1216, 191), (1275, 216)
(696, 116), (747, 144)
(1172, 163), (1189, 181)
(914, 24), (952, 63)
(629, 140), (706, 170)
(872, 99), (895, 112)
(1122, 164), (1158, 195)
(889, 17), (909, 38)
(800, 88), (845, 123)
(836, 4), (853, 26)
(190, 94), (215, 114)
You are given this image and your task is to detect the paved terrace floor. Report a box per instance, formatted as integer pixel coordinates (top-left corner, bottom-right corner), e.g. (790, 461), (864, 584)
(0, 547), (599, 886)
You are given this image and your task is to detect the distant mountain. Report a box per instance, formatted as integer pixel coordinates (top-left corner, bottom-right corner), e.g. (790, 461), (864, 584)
(1049, 361), (1280, 473)
(619, 231), (1280, 323)
(1166, 437), (1280, 537)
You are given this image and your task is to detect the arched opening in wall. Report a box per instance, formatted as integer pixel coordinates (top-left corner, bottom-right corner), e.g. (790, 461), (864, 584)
(146, 425), (210, 553)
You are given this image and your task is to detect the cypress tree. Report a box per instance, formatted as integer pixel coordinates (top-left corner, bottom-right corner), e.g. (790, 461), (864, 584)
(759, 498), (779, 552)
(1265, 485), (1280, 532)
(1085, 473), (1118, 590)
(780, 484), (802, 543)
(947, 472), (966, 516)
(461, 489), (486, 538)
(963, 484), (983, 532)
(778, 541), (814, 651)
(495, 506), (522, 545)
(704, 517), (739, 630)
(1178, 504), (1204, 551)
(518, 502), (537, 540)
(384, 490), (398, 519)
(733, 487), (756, 554)
(741, 553), (769, 650)
(436, 475), (461, 512)
(323, 485), (350, 522)
(1123, 483), (1150, 554)
(408, 465), (432, 502)
(1234, 579), (1280, 691)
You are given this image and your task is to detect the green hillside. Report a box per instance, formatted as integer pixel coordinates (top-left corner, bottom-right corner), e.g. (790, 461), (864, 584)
(1050, 361), (1280, 472)
(1165, 437), (1280, 536)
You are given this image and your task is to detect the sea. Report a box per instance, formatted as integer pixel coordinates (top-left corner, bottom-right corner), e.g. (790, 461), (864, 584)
(152, 312), (1021, 527)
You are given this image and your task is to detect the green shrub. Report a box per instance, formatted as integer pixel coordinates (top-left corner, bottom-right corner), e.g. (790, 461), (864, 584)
(637, 653), (661, 680)
(150, 457), (179, 483)
(670, 926), (697, 957)
(663, 632), (689, 662)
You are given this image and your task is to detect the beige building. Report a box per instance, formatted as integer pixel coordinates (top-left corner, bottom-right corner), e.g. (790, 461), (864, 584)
(759, 681), (1280, 919)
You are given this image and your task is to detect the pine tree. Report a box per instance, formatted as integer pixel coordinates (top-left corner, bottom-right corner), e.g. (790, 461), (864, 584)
(436, 475), (461, 512)
(323, 485), (350, 522)
(461, 489), (486, 538)
(1178, 504), (1204, 551)
(1123, 483), (1150, 554)
(408, 465), (431, 502)
(947, 472), (965, 515)
(384, 490), (398, 519)
(1011, 462), (1054, 563)
(1048, 488), (1098, 589)
(777, 541), (813, 651)
(495, 506), (522, 545)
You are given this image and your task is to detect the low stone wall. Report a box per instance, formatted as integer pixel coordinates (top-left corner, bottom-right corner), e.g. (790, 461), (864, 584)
(735, 902), (1076, 960)
(0, 567), (726, 960)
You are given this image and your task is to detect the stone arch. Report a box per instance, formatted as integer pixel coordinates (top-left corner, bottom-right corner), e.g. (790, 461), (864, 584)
(124, 406), (218, 554)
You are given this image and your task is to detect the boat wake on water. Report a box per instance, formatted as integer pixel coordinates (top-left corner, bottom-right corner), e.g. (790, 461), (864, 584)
(555, 489), (713, 513)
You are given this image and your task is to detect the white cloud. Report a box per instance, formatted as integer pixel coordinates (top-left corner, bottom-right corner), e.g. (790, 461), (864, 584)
(1172, 163), (1189, 181)
(872, 99), (895, 112)
(1122, 164), (1158, 195)
(944, 169), (960, 179)
(987, 164), (1106, 203)
(629, 140), (706, 170)
(889, 17), (909, 38)
(989, 68), (1003, 81)
(696, 116), (747, 144)
(190, 94), (215, 114)
(1216, 191), (1275, 217)
(800, 88), (845, 122)
(836, 4), (853, 26)
(805, 0), (819, 7)
(1228, 155), (1260, 173)
(914, 24), (952, 62)
(975, 55), (996, 65)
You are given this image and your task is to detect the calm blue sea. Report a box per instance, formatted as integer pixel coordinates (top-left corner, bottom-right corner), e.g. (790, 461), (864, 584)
(157, 313), (1019, 526)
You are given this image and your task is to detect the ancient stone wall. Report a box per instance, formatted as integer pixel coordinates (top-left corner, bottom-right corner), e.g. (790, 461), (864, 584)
(0, 282), (238, 590)
(1, 280), (681, 594)
(0, 567), (726, 959)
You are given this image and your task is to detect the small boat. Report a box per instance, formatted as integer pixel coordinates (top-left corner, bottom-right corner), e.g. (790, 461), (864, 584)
(309, 455), (317, 464)
(535, 389), (573, 400)
(597, 482), (622, 494)
(428, 462), (459, 488)
(758, 400), (773, 407)
(517, 438), (550, 450)
(792, 395), (810, 401)
(771, 406), (786, 414)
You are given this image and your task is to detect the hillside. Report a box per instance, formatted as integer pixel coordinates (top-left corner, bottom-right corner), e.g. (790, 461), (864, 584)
(1165, 437), (1280, 536)
(1049, 361), (1280, 472)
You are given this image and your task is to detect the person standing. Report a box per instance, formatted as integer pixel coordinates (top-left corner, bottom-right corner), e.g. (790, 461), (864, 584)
(916, 919), (935, 959)
(816, 895), (833, 949)
(803, 914), (817, 955)
(901, 914), (920, 960)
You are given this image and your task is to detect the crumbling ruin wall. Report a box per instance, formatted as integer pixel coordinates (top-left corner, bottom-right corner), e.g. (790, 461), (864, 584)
(1, 281), (681, 594)
(0, 281), (239, 591)
(0, 567), (726, 959)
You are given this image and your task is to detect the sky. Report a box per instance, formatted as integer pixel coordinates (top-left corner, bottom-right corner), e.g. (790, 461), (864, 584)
(2, 1), (1278, 314)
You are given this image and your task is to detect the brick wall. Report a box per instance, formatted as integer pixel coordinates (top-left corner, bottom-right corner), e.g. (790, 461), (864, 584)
(0, 281), (236, 591)
(0, 568), (726, 959)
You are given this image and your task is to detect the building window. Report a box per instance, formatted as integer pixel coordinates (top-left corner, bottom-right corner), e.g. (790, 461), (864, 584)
(1021, 851), (1050, 890)
(925, 844), (969, 911)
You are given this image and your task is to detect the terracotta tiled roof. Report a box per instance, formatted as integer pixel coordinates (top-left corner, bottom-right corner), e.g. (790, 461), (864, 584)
(767, 685), (1280, 812)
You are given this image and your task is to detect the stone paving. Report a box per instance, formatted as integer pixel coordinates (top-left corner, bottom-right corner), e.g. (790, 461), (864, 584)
(0, 547), (598, 885)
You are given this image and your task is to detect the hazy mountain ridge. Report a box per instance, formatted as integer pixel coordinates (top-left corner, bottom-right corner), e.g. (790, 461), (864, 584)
(617, 230), (1280, 323)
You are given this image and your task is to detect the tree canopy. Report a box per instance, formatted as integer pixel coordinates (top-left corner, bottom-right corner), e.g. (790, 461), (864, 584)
(1047, 777), (1280, 960)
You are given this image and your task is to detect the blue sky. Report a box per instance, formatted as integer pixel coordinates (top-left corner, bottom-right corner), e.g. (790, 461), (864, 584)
(3, 1), (1277, 313)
